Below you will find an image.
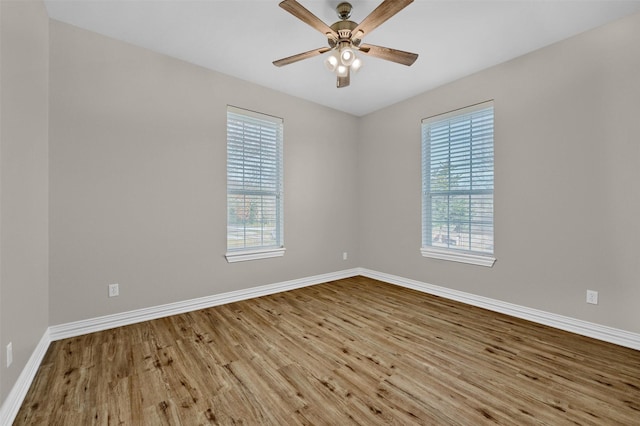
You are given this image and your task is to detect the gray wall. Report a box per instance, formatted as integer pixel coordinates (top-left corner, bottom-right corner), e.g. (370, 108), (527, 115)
(48, 20), (359, 325)
(358, 12), (640, 333)
(0, 0), (49, 401)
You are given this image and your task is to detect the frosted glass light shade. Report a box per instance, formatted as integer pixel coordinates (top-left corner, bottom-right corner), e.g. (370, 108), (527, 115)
(324, 53), (339, 72)
(351, 57), (362, 72)
(339, 47), (355, 66)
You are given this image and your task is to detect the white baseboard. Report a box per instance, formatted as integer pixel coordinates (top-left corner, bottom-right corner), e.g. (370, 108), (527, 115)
(49, 268), (361, 341)
(358, 268), (640, 351)
(0, 329), (51, 426)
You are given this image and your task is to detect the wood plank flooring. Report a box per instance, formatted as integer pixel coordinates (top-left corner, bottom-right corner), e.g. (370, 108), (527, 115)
(14, 276), (640, 425)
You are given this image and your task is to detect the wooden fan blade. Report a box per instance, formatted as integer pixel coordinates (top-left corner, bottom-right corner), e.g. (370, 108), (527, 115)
(279, 0), (338, 40)
(358, 43), (418, 66)
(337, 69), (350, 88)
(273, 47), (331, 67)
(351, 0), (413, 40)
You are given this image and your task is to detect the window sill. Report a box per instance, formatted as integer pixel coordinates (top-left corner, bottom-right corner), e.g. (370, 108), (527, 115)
(420, 247), (496, 267)
(225, 247), (286, 263)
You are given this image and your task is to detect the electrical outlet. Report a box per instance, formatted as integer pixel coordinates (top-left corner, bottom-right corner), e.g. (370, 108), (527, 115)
(7, 342), (12, 367)
(586, 290), (598, 305)
(108, 283), (119, 298)
(343, 252), (348, 261)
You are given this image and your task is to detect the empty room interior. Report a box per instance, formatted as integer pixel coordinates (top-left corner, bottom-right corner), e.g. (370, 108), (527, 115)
(2, 0), (640, 424)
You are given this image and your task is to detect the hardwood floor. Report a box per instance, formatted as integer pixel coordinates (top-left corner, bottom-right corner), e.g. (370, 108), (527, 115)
(14, 276), (640, 425)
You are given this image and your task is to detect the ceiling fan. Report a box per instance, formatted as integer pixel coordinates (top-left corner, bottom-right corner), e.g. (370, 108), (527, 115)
(273, 0), (419, 88)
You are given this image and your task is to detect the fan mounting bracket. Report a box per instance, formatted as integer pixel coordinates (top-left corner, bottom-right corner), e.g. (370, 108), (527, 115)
(336, 2), (353, 20)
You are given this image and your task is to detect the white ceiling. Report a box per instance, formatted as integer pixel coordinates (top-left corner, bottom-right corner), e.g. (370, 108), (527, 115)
(44, 0), (640, 116)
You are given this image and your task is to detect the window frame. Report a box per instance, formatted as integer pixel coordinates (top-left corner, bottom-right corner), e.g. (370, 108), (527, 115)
(421, 101), (496, 267)
(225, 106), (285, 263)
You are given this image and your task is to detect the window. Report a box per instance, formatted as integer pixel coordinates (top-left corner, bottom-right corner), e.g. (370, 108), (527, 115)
(226, 106), (284, 263)
(421, 101), (495, 267)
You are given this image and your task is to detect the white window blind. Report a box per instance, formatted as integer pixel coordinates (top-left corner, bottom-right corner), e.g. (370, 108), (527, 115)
(226, 106), (283, 257)
(421, 101), (494, 265)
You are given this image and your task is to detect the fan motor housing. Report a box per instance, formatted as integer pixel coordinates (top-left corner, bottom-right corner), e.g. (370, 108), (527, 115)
(329, 20), (358, 48)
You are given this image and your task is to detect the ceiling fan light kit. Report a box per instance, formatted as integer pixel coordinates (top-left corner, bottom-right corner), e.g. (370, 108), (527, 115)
(325, 41), (361, 81)
(273, 0), (418, 88)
